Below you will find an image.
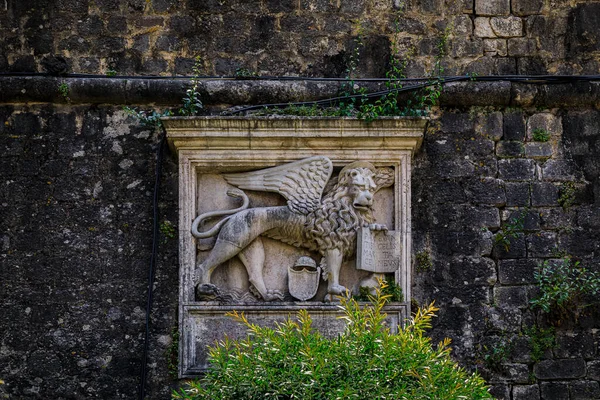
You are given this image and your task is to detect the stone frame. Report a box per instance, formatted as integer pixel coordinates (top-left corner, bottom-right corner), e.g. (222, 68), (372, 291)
(164, 116), (426, 377)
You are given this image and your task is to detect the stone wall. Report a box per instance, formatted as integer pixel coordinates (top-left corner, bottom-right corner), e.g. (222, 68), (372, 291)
(1, 83), (599, 399)
(2, 0), (600, 399)
(1, 0), (599, 77)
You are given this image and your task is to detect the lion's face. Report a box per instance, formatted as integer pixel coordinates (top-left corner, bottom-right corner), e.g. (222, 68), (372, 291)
(344, 168), (376, 212)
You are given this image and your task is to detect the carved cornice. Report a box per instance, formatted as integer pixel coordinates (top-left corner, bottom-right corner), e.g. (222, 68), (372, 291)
(163, 116), (427, 154)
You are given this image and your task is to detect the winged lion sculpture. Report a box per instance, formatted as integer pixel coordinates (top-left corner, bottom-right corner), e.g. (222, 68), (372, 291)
(191, 156), (394, 301)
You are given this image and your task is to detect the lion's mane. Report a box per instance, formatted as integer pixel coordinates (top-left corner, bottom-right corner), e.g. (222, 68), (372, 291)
(305, 167), (374, 258)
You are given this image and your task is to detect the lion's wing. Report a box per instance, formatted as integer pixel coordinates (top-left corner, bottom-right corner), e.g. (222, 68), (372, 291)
(222, 156), (333, 215)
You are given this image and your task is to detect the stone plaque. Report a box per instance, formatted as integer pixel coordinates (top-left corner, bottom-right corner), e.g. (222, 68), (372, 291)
(356, 228), (402, 273)
(163, 117), (426, 376)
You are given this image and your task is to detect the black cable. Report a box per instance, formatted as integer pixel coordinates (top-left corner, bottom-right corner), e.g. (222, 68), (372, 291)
(138, 127), (166, 400)
(1, 71), (600, 82)
(225, 75), (468, 114)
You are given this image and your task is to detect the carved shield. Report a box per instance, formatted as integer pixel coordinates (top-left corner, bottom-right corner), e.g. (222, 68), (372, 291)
(288, 265), (321, 301)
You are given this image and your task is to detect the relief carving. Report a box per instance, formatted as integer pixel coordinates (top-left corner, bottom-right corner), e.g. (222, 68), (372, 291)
(191, 156), (395, 302)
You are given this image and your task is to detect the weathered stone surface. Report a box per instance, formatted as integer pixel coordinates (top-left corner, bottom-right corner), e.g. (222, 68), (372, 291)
(503, 111), (526, 141)
(587, 360), (600, 381)
(505, 182), (530, 206)
(540, 382), (570, 400)
(498, 159), (536, 181)
(570, 381), (600, 400)
(497, 141), (525, 157)
(531, 182), (559, 206)
(542, 159), (584, 182)
(494, 286), (528, 308)
(534, 359), (586, 380)
(475, 17), (495, 38)
(512, 0), (543, 15)
(526, 231), (557, 257)
(490, 17), (523, 38)
(525, 142), (552, 159)
(554, 332), (596, 359)
(490, 384), (511, 400)
(508, 38), (537, 57)
(512, 385), (540, 400)
(475, 0), (510, 16)
(464, 178), (506, 205)
(498, 259), (538, 284)
(484, 38), (508, 56)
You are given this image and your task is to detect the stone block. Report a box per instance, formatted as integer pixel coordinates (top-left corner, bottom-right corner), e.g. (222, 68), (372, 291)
(453, 15), (473, 35)
(540, 382), (570, 400)
(526, 231), (557, 258)
(491, 16), (523, 38)
(496, 363), (530, 383)
(494, 286), (528, 308)
(504, 111), (526, 141)
(512, 385), (540, 400)
(497, 141), (525, 157)
(527, 113), (562, 140)
(475, 0), (510, 16)
(508, 38), (537, 57)
(538, 207), (573, 230)
(525, 142), (553, 159)
(465, 178), (506, 205)
(475, 111), (503, 141)
(475, 17), (496, 38)
(554, 332), (595, 359)
(448, 256), (497, 286)
(495, 232), (527, 258)
(534, 359), (586, 380)
(571, 381), (600, 400)
(587, 360), (600, 380)
(498, 159), (535, 181)
(490, 384), (511, 400)
(428, 180), (466, 204)
(505, 182), (530, 206)
(451, 38), (484, 58)
(484, 38), (508, 56)
(484, 306), (521, 332)
(531, 182), (559, 206)
(569, 3), (600, 53)
(577, 207), (600, 228)
(542, 160), (584, 182)
(563, 111), (600, 139)
(512, 0), (543, 15)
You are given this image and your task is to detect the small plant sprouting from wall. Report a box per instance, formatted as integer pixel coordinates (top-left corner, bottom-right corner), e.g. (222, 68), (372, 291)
(558, 182), (577, 209)
(179, 55), (204, 116)
(481, 335), (512, 372)
(160, 220), (176, 244)
(494, 210), (526, 252)
(415, 250), (432, 272)
(524, 325), (556, 363)
(532, 128), (550, 142)
(530, 257), (600, 322)
(166, 327), (180, 379)
(124, 56), (204, 127)
(355, 276), (403, 303)
(58, 82), (70, 102)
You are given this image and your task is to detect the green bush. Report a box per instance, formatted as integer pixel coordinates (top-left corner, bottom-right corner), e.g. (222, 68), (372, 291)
(531, 257), (600, 316)
(173, 284), (491, 400)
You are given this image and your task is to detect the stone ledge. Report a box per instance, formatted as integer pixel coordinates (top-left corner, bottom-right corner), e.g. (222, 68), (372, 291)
(1, 76), (599, 108)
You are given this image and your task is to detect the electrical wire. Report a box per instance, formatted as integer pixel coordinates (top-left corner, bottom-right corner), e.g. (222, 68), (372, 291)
(138, 127), (166, 400)
(1, 71), (600, 82)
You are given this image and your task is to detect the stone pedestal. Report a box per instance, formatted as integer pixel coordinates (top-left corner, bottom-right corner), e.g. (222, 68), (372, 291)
(164, 116), (426, 377)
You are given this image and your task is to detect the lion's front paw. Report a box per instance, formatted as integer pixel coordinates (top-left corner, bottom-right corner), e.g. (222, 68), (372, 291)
(328, 284), (348, 296)
(369, 223), (388, 232)
(196, 283), (221, 301)
(263, 290), (284, 302)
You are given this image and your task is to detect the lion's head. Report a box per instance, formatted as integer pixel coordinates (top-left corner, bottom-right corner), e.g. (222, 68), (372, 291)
(306, 162), (382, 256)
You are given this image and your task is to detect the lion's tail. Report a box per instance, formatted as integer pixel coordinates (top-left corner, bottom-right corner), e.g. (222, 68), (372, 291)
(191, 188), (250, 239)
